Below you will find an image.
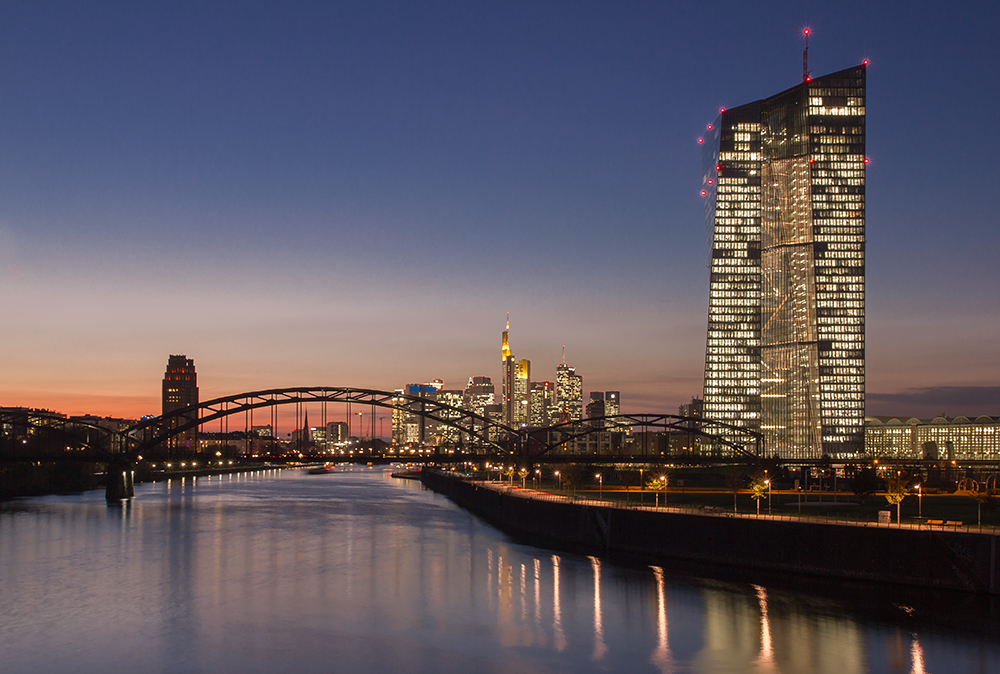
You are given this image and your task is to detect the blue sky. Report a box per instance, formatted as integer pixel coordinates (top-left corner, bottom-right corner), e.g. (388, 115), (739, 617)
(1, 0), (998, 422)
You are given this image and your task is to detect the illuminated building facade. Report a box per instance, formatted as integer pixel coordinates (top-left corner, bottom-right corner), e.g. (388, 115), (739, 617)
(555, 356), (583, 422)
(865, 416), (1000, 461)
(530, 381), (556, 427)
(463, 376), (496, 418)
(162, 355), (199, 456)
(501, 317), (516, 425)
(513, 359), (531, 426)
(701, 64), (866, 458)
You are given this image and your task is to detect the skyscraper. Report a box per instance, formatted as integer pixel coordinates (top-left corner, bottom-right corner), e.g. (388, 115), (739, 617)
(555, 348), (583, 422)
(162, 355), (199, 455)
(701, 64), (866, 458)
(463, 376), (496, 418)
(501, 315), (516, 426)
(529, 381), (556, 427)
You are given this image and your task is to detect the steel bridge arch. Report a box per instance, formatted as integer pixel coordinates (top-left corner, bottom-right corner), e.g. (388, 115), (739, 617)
(124, 387), (519, 457)
(531, 414), (762, 459)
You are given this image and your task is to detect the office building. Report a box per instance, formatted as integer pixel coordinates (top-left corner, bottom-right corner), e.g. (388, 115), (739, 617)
(529, 381), (556, 427)
(162, 355), (199, 455)
(463, 376), (496, 418)
(555, 350), (583, 422)
(585, 392), (605, 427)
(701, 63), (866, 458)
(501, 316), (516, 426)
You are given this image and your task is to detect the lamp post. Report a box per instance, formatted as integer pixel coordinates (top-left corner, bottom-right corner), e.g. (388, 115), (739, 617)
(766, 479), (771, 515)
(917, 483), (922, 519)
(555, 471), (561, 491)
(596, 473), (603, 500)
(659, 475), (666, 507)
(535, 468), (540, 488)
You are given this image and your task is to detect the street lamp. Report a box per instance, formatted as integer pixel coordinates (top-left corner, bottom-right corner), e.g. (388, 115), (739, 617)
(596, 473), (603, 500)
(659, 475), (666, 507)
(535, 469), (540, 488)
(917, 483), (922, 519)
(766, 479), (771, 515)
(555, 471), (561, 491)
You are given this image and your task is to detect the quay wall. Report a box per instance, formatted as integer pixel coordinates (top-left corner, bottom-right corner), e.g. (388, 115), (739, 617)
(421, 469), (999, 594)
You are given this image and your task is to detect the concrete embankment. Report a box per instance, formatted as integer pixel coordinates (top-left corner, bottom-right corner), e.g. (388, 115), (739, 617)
(421, 468), (1000, 595)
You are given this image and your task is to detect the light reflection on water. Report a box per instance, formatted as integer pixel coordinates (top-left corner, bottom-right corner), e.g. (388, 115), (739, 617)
(1, 468), (998, 674)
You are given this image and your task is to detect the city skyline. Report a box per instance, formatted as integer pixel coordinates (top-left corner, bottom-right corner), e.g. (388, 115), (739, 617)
(2, 2), (999, 421)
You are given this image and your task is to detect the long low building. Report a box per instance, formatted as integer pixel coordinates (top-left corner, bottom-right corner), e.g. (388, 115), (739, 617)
(865, 416), (1000, 460)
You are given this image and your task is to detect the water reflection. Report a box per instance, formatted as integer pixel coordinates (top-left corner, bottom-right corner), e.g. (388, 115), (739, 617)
(1, 470), (998, 674)
(590, 555), (607, 661)
(650, 566), (673, 673)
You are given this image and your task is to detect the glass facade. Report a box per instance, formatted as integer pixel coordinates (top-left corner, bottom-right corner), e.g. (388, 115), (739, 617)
(702, 65), (866, 459)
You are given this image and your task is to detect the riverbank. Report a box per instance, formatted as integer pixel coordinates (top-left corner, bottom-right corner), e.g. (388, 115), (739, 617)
(421, 468), (1000, 595)
(0, 461), (283, 500)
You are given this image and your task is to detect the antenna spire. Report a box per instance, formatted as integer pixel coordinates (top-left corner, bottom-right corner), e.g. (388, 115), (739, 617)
(802, 28), (811, 83)
(562, 345), (566, 364)
(506, 312), (509, 331)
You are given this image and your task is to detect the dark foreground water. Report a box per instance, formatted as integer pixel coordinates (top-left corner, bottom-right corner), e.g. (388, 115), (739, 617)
(2, 468), (998, 674)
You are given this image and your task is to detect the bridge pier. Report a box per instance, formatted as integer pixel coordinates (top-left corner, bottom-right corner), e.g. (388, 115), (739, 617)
(105, 455), (134, 502)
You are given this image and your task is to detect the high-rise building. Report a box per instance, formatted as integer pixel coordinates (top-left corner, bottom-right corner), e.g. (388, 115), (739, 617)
(501, 315), (516, 426)
(529, 381), (556, 427)
(463, 376), (496, 418)
(513, 359), (531, 427)
(162, 355), (199, 456)
(392, 381), (444, 445)
(555, 349), (583, 422)
(701, 64), (866, 458)
(585, 391), (605, 427)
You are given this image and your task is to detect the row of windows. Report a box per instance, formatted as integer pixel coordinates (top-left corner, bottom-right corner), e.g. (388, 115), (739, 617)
(809, 106), (866, 116)
(812, 169), (865, 178)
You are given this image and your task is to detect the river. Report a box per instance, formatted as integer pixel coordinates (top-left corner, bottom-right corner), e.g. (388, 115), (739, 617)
(1, 467), (997, 673)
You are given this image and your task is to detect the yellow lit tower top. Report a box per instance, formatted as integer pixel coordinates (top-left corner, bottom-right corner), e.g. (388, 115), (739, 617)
(501, 312), (511, 361)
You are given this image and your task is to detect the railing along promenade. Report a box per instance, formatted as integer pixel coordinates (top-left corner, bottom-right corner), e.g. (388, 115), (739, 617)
(462, 478), (1000, 536)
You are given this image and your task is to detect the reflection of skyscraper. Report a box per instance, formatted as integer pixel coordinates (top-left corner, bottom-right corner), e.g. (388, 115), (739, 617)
(162, 355), (199, 455)
(701, 64), (866, 458)
(555, 349), (583, 422)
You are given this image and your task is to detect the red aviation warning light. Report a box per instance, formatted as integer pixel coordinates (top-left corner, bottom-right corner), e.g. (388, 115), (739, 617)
(698, 137), (704, 144)
(720, 107), (726, 113)
(864, 157), (870, 164)
(863, 59), (869, 66)
(701, 190), (707, 196)
(707, 124), (713, 130)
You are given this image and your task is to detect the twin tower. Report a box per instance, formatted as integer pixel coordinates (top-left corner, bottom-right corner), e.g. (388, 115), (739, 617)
(701, 64), (866, 458)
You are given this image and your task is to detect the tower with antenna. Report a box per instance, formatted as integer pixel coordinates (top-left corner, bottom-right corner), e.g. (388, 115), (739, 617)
(803, 28), (811, 82)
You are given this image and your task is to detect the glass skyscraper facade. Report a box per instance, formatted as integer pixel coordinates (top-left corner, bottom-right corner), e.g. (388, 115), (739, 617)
(701, 64), (866, 459)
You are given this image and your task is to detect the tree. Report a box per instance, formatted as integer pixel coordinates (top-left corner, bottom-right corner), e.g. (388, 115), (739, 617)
(560, 464), (586, 495)
(851, 467), (879, 504)
(748, 468), (768, 515)
(883, 471), (909, 524)
(725, 468), (746, 514)
(646, 472), (670, 507)
(969, 483), (995, 530)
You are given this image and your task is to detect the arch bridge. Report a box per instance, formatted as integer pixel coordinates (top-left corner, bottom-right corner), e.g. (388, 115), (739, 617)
(1, 387), (762, 501)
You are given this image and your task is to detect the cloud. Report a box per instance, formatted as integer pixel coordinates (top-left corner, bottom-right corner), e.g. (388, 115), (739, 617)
(867, 386), (1000, 418)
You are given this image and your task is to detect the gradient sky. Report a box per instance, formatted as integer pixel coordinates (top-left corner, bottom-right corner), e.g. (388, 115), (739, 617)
(1, 0), (998, 425)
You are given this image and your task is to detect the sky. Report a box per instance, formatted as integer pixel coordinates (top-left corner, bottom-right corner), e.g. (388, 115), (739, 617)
(1, 0), (999, 426)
